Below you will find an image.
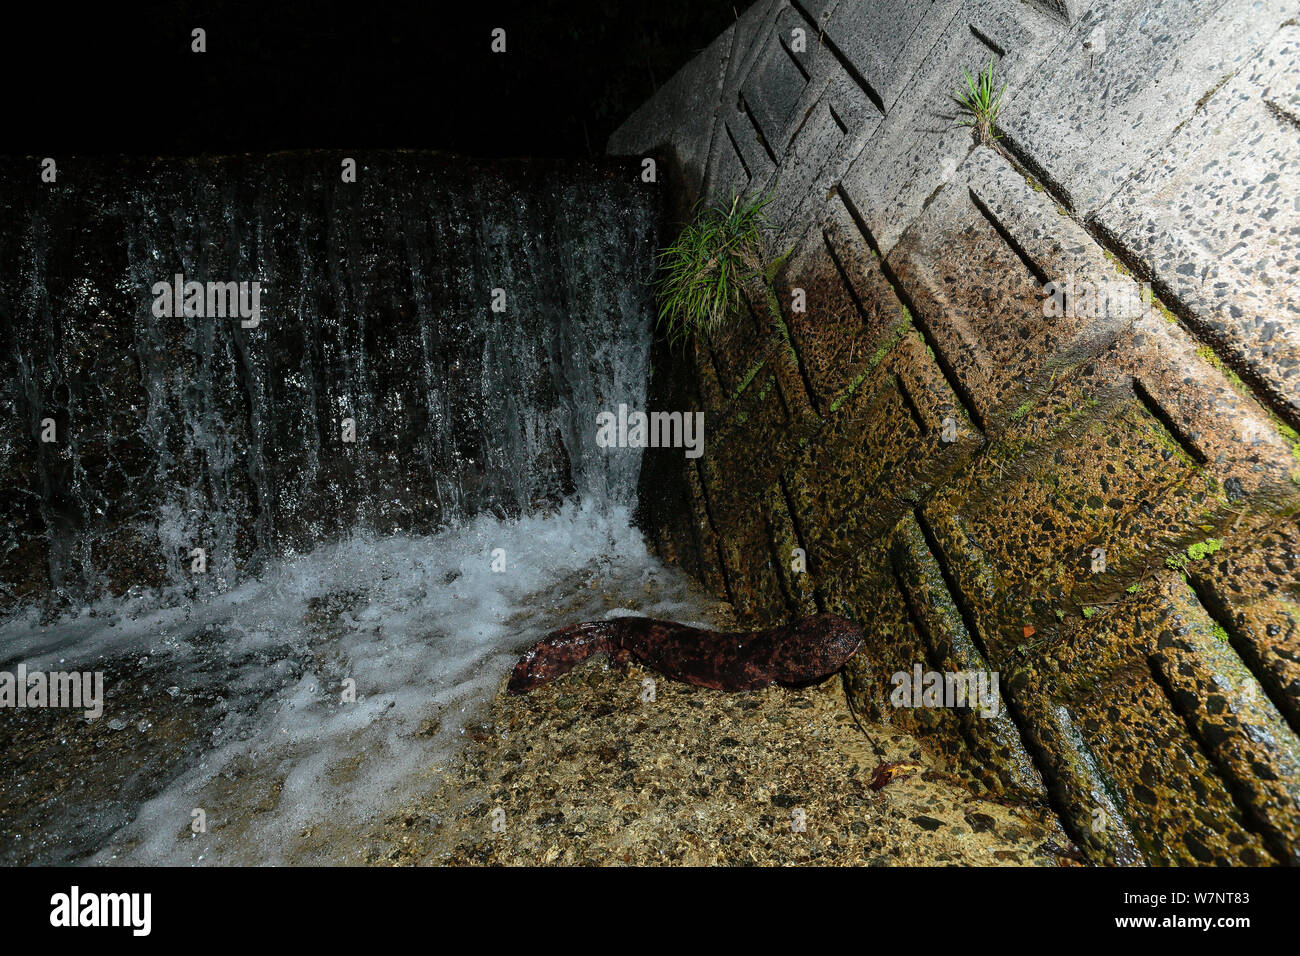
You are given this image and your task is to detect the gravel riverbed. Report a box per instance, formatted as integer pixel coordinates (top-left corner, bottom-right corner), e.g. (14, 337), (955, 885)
(365, 645), (1077, 867)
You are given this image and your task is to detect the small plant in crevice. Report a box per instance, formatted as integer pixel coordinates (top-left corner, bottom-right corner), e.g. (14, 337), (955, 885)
(655, 191), (771, 348)
(953, 58), (1007, 144)
(1165, 537), (1224, 573)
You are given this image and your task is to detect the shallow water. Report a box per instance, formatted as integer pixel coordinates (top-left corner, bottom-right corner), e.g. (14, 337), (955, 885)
(0, 503), (714, 865)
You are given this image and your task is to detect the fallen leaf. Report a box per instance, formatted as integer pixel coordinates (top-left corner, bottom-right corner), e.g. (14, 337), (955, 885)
(869, 760), (923, 791)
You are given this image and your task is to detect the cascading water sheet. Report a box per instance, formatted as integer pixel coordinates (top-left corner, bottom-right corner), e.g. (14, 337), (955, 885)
(0, 154), (705, 865)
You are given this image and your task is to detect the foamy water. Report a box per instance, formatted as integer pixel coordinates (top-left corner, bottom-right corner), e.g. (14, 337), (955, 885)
(0, 503), (714, 865)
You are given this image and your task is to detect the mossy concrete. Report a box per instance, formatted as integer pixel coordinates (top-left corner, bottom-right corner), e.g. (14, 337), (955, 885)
(617, 0), (1300, 865)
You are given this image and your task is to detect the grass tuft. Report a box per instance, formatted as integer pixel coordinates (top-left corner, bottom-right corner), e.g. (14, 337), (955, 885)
(953, 59), (1006, 144)
(654, 191), (771, 348)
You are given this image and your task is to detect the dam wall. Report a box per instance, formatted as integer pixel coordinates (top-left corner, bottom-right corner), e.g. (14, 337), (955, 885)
(611, 0), (1300, 865)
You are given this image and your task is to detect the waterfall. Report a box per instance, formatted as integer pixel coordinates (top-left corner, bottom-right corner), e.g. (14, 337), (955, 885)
(0, 153), (714, 866)
(0, 152), (659, 611)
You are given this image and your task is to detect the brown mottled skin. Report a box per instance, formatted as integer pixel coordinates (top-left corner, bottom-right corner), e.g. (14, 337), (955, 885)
(507, 613), (864, 694)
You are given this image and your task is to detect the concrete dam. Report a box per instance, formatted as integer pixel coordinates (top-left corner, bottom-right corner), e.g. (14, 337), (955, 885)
(610, 0), (1300, 866)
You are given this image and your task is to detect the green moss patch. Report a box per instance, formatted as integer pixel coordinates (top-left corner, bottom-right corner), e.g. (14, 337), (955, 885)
(1165, 537), (1223, 571)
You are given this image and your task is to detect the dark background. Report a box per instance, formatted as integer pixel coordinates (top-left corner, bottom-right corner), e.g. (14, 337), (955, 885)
(1, 1), (738, 157)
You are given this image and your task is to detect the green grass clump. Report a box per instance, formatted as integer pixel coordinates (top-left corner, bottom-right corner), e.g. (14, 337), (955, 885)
(655, 191), (771, 348)
(953, 59), (1006, 144)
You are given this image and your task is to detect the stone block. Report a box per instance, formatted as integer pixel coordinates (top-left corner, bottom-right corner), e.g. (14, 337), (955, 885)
(1095, 22), (1300, 427)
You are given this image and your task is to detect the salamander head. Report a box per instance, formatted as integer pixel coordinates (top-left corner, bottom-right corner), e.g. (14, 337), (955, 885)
(506, 621), (615, 694)
(506, 645), (549, 694)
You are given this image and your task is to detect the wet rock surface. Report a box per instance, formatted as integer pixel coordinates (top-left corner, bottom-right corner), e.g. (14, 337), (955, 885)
(0, 658), (220, 865)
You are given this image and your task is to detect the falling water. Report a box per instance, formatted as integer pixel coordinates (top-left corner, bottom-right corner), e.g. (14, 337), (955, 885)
(0, 153), (711, 864)
(0, 153), (659, 606)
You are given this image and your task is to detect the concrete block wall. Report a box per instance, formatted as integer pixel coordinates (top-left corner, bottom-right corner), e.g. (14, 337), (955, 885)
(612, 0), (1300, 864)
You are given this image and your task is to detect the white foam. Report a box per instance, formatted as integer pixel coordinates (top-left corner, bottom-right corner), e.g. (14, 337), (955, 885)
(9, 502), (711, 864)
